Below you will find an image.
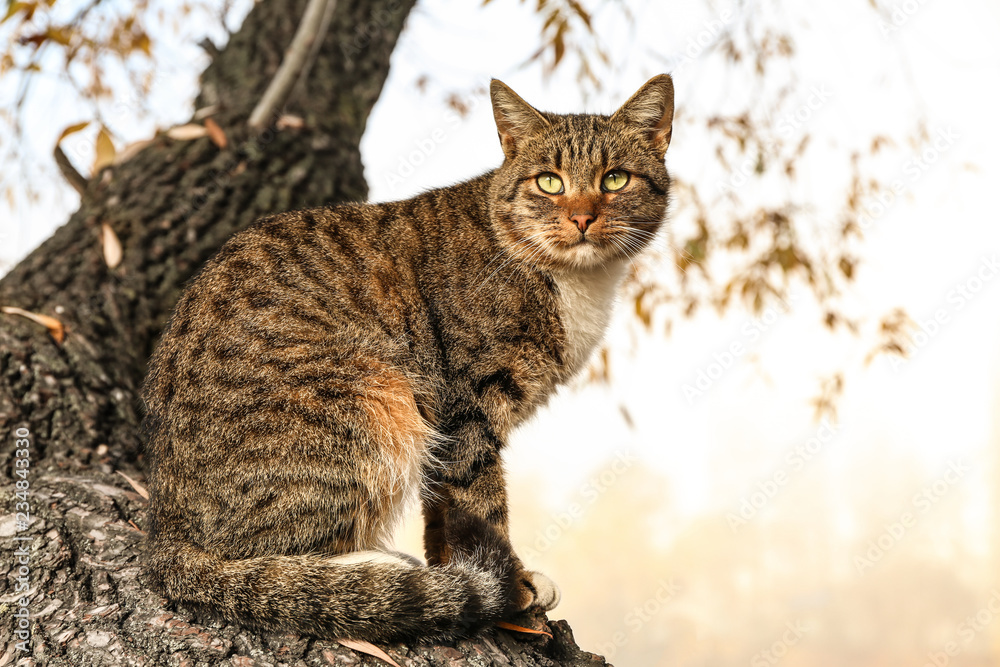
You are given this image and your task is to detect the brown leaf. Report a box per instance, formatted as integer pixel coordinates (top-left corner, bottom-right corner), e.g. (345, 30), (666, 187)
(166, 124), (208, 141)
(566, 0), (592, 30)
(134, 32), (151, 56)
(93, 127), (116, 173)
(204, 117), (227, 149)
(337, 639), (402, 667)
(57, 121), (90, 144)
(101, 223), (122, 269)
(495, 620), (553, 638)
(116, 471), (150, 500)
(553, 23), (566, 67)
(1, 306), (65, 343)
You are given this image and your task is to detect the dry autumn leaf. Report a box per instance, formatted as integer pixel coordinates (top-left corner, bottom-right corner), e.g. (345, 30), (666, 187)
(166, 124), (208, 141)
(204, 117), (227, 149)
(1, 306), (66, 343)
(101, 222), (123, 269)
(277, 114), (305, 130)
(57, 120), (90, 144)
(495, 620), (553, 638)
(116, 470), (150, 500)
(93, 127), (116, 173)
(336, 639), (402, 667)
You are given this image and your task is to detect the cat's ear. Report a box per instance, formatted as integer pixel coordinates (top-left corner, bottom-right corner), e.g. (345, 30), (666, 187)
(612, 74), (674, 157)
(490, 79), (550, 159)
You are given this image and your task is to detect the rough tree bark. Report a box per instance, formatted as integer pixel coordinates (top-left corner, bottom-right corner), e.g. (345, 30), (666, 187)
(0, 0), (608, 664)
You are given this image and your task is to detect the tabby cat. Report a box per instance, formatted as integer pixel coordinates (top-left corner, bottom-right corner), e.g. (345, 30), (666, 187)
(142, 74), (674, 643)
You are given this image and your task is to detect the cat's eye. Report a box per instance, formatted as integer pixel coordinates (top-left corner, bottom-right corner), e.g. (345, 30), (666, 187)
(602, 170), (630, 192)
(536, 173), (564, 195)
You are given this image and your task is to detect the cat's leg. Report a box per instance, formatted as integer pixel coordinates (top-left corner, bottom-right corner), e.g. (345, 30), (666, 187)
(421, 489), (453, 566)
(421, 426), (560, 613)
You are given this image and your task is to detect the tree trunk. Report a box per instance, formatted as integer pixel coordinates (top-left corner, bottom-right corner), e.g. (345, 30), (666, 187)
(0, 1), (606, 664)
(0, 0), (407, 473)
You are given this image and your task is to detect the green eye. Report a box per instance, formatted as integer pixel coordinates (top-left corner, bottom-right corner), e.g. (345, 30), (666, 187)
(536, 173), (564, 194)
(602, 170), (629, 192)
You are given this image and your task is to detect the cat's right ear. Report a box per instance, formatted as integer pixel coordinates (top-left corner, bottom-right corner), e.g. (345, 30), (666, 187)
(490, 80), (550, 160)
(612, 74), (674, 158)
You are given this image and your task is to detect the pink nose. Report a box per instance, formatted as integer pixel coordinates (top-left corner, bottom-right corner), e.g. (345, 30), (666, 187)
(571, 214), (594, 232)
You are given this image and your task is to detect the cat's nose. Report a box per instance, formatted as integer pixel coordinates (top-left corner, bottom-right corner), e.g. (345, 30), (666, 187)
(571, 214), (594, 232)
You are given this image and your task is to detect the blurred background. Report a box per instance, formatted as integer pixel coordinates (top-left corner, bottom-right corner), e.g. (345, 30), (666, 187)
(2, 0), (998, 664)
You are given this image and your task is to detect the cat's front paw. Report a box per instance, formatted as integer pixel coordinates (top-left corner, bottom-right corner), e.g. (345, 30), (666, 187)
(516, 570), (561, 611)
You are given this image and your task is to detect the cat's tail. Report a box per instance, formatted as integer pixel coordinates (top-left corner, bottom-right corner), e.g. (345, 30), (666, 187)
(143, 513), (519, 644)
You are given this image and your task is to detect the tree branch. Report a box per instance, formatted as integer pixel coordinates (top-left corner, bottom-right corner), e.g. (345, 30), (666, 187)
(11, 472), (606, 665)
(247, 0), (337, 130)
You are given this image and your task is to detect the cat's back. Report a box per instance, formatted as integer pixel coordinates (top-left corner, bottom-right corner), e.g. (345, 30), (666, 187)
(142, 176), (510, 430)
(176, 172), (496, 320)
(160, 180), (474, 331)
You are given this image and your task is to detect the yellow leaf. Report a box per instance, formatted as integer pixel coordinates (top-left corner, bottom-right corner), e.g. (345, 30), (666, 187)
(93, 127), (116, 173)
(57, 120), (89, 144)
(45, 26), (72, 46)
(1, 306), (65, 344)
(101, 223), (122, 269)
(166, 124), (208, 141)
(3, 2), (36, 24)
(204, 117), (227, 149)
(337, 639), (402, 667)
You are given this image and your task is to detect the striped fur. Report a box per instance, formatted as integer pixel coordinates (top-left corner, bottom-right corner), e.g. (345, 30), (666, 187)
(142, 75), (674, 642)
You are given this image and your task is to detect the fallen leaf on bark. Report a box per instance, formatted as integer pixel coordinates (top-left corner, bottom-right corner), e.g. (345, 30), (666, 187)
(496, 620), (553, 638)
(277, 114), (305, 129)
(337, 638), (402, 667)
(166, 124), (208, 140)
(204, 118), (227, 149)
(101, 223), (123, 269)
(1, 306), (66, 343)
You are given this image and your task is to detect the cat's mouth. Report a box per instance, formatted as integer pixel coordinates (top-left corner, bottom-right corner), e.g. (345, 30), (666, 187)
(552, 236), (597, 250)
(544, 235), (613, 269)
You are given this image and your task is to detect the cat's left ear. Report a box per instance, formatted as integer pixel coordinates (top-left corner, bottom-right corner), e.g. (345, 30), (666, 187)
(612, 74), (674, 158)
(490, 79), (550, 160)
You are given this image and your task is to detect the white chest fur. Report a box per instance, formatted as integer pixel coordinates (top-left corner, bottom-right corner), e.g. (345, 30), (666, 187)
(552, 263), (626, 379)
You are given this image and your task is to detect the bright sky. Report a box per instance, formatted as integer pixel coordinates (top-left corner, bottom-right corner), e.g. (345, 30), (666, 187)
(357, 0), (1000, 531)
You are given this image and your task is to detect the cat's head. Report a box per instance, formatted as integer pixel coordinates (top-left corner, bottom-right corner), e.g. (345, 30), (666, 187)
(488, 75), (673, 271)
